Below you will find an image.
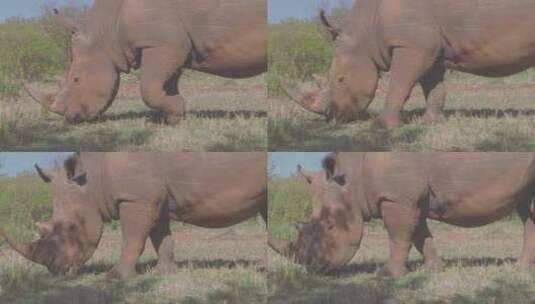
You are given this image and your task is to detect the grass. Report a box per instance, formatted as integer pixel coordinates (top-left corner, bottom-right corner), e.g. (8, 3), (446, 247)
(0, 72), (267, 151)
(268, 176), (535, 303)
(0, 173), (268, 304)
(268, 72), (535, 151)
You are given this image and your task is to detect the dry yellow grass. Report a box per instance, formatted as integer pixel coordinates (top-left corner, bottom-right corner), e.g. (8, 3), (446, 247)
(0, 72), (267, 152)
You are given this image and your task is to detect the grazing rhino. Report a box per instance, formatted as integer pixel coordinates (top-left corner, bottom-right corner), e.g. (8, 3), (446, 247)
(269, 153), (535, 277)
(25, 0), (267, 124)
(1, 152), (267, 279)
(283, 0), (535, 128)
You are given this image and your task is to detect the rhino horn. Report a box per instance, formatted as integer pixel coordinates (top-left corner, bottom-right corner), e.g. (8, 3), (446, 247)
(280, 80), (328, 115)
(23, 83), (66, 116)
(34, 164), (53, 183)
(320, 10), (340, 40)
(312, 74), (328, 88)
(296, 165), (313, 184)
(53, 9), (78, 33)
(268, 235), (294, 258)
(0, 228), (43, 264)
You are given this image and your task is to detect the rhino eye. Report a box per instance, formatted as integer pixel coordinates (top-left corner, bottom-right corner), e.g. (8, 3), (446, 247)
(73, 77), (80, 83)
(337, 76), (345, 83)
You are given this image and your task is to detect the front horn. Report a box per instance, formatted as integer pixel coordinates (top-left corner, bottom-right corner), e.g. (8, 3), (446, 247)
(268, 235), (294, 258)
(280, 80), (328, 115)
(23, 83), (66, 115)
(0, 228), (42, 264)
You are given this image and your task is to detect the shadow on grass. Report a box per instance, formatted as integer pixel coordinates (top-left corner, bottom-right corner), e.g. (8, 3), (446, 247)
(0, 114), (155, 151)
(451, 275), (535, 304)
(331, 256), (518, 278)
(268, 266), (428, 304)
(97, 109), (267, 124)
(268, 118), (426, 151)
(80, 259), (262, 276)
(269, 107), (535, 151)
(0, 271), (159, 304)
(182, 278), (268, 304)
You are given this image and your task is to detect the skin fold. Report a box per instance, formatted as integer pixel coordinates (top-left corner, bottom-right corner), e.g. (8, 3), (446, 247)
(1, 152), (267, 280)
(269, 152), (535, 277)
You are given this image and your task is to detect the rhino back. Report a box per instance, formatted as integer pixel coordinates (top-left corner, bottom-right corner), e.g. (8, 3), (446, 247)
(374, 0), (535, 75)
(119, 0), (266, 76)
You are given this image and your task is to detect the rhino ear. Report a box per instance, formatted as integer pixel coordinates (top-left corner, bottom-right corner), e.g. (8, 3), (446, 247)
(320, 10), (340, 41)
(64, 154), (87, 186)
(53, 8), (79, 34)
(322, 154), (337, 180)
(36, 222), (53, 237)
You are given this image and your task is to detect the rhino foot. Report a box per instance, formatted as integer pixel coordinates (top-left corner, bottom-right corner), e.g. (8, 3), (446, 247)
(164, 113), (184, 125)
(379, 262), (408, 278)
(423, 258), (445, 273)
(420, 111), (445, 125)
(152, 262), (178, 275)
(106, 266), (138, 280)
(374, 111), (402, 129)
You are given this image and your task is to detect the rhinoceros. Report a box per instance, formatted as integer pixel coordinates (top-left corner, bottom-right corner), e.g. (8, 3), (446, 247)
(269, 153), (535, 277)
(282, 0), (535, 128)
(25, 0), (267, 124)
(0, 152), (267, 279)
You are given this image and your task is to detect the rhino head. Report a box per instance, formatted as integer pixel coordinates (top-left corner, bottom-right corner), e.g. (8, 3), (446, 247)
(25, 9), (121, 124)
(0, 155), (104, 275)
(269, 154), (364, 273)
(282, 11), (379, 123)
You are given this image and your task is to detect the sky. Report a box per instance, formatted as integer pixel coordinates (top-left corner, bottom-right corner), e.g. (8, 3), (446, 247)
(269, 152), (328, 178)
(0, 0), (352, 23)
(268, 0), (352, 23)
(0, 0), (91, 21)
(0, 153), (73, 176)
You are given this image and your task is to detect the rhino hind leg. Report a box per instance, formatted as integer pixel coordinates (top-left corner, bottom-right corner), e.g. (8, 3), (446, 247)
(107, 203), (154, 280)
(380, 201), (422, 277)
(140, 47), (188, 125)
(376, 48), (439, 129)
(149, 210), (177, 275)
(517, 200), (535, 269)
(412, 219), (444, 272)
(420, 65), (447, 125)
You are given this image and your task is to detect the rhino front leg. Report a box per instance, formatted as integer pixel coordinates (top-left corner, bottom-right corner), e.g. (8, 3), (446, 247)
(517, 200), (535, 269)
(376, 48), (439, 129)
(412, 218), (444, 272)
(149, 214), (177, 275)
(381, 201), (421, 277)
(420, 65), (447, 124)
(107, 203), (154, 280)
(140, 47), (188, 125)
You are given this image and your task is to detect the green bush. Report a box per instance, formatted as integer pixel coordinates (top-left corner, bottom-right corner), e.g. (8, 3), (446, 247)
(267, 20), (332, 96)
(0, 174), (52, 241)
(0, 4), (85, 99)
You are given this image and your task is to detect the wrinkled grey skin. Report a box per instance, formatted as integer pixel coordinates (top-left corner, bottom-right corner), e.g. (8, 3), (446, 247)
(25, 0), (267, 124)
(270, 153), (535, 277)
(1, 152), (267, 280)
(283, 0), (535, 128)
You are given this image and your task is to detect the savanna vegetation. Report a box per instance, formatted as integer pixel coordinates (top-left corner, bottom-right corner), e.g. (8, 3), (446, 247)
(268, 10), (535, 152)
(0, 169), (268, 303)
(267, 176), (535, 304)
(0, 3), (267, 152)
